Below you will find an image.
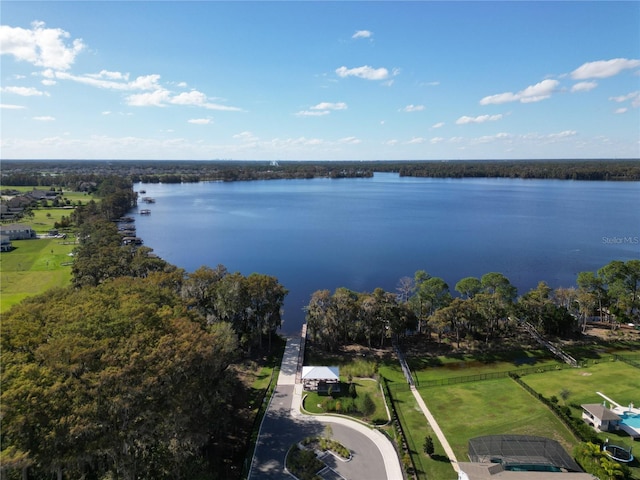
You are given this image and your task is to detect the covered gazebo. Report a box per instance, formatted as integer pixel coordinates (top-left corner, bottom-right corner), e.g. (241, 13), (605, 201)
(301, 366), (340, 393)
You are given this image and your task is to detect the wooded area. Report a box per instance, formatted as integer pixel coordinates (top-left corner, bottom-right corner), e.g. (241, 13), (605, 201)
(2, 159), (639, 185)
(1, 176), (287, 479)
(305, 262), (640, 351)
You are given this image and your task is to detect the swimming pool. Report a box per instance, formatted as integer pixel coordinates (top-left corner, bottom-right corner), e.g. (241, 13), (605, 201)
(620, 412), (640, 429)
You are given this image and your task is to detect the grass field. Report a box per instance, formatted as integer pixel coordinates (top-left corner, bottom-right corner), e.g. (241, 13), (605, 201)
(0, 238), (75, 312)
(381, 347), (640, 480)
(420, 377), (579, 458)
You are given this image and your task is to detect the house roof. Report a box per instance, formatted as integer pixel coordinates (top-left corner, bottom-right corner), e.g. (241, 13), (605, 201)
(582, 404), (621, 421)
(0, 223), (33, 231)
(301, 366), (339, 381)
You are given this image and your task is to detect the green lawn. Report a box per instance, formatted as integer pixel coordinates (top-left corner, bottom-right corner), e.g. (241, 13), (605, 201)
(0, 238), (75, 312)
(302, 378), (389, 424)
(29, 208), (77, 233)
(419, 378), (579, 459)
(409, 348), (562, 384)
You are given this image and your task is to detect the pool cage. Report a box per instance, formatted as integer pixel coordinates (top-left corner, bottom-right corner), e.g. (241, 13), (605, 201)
(467, 435), (584, 472)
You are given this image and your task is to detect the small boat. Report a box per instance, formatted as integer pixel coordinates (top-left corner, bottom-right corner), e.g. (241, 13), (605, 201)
(140, 209), (151, 215)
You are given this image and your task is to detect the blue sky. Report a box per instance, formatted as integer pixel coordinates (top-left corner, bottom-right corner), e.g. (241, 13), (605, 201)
(1, 1), (639, 161)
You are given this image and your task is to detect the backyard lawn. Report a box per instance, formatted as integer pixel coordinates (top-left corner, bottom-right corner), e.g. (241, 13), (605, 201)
(0, 238), (75, 312)
(418, 377), (579, 459)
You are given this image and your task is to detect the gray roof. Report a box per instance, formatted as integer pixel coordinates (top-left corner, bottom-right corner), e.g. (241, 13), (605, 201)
(581, 404), (621, 421)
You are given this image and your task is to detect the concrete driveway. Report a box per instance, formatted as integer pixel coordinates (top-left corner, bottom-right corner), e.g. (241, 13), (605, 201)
(248, 335), (403, 480)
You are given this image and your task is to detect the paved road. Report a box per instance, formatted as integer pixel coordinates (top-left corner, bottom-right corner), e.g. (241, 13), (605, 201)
(249, 335), (402, 480)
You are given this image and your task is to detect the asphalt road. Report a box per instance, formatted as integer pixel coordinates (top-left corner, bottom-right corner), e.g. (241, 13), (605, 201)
(249, 384), (390, 480)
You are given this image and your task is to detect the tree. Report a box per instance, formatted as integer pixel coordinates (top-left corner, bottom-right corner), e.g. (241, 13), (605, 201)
(1, 276), (239, 479)
(455, 276), (482, 299)
(423, 436), (434, 457)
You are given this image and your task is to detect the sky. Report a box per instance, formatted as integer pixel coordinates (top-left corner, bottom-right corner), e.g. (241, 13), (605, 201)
(1, 1), (639, 161)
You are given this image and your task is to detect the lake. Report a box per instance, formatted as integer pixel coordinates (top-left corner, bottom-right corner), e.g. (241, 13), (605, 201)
(132, 173), (639, 334)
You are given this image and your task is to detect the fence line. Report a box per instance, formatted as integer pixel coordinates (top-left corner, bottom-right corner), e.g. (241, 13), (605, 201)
(412, 356), (626, 388)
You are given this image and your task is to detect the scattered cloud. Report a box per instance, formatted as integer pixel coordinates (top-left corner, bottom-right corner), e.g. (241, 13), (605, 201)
(188, 118), (211, 125)
(295, 109), (330, 117)
(336, 65), (389, 80)
(407, 137), (425, 144)
(571, 81), (597, 93)
(338, 136), (361, 144)
(420, 81), (440, 87)
(402, 104), (425, 112)
(49, 70), (162, 91)
(33, 115), (55, 121)
(609, 91), (640, 109)
(431, 122), (445, 129)
(571, 58), (640, 79)
(430, 137), (444, 144)
(352, 30), (372, 39)
(296, 101), (347, 117)
(233, 131), (259, 142)
(312, 102), (347, 111)
(480, 79), (559, 105)
(615, 107), (628, 114)
(1, 86), (48, 96)
(1, 104), (26, 109)
(0, 21), (85, 70)
(86, 70), (129, 81)
(456, 114), (503, 125)
(548, 130), (577, 139)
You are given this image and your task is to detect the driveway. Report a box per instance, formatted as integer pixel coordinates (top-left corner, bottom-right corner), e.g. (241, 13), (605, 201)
(248, 335), (403, 480)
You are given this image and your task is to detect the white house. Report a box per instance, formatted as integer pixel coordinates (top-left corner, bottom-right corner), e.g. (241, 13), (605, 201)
(301, 366), (340, 393)
(581, 404), (621, 432)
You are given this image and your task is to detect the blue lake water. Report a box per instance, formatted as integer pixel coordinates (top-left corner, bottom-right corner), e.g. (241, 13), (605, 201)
(132, 173), (640, 334)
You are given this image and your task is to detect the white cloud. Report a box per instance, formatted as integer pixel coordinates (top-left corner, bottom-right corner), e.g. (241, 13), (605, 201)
(311, 102), (347, 110)
(407, 137), (425, 144)
(1, 104), (26, 109)
(336, 65), (389, 80)
(170, 90), (207, 105)
(385, 139), (398, 146)
(85, 70), (130, 81)
(480, 79), (559, 105)
(571, 81), (597, 93)
(548, 130), (577, 139)
(339, 136), (361, 144)
(52, 70), (162, 91)
(571, 58), (640, 79)
(430, 137), (444, 144)
(124, 87), (241, 111)
(126, 89), (171, 107)
(402, 104), (425, 112)
(609, 91), (639, 102)
(615, 107), (628, 114)
(456, 114), (503, 125)
(233, 131), (259, 142)
(188, 118), (211, 125)
(1, 86), (47, 96)
(0, 21), (85, 70)
(295, 110), (330, 117)
(33, 115), (55, 121)
(431, 122), (445, 129)
(352, 30), (372, 39)
(41, 79), (56, 86)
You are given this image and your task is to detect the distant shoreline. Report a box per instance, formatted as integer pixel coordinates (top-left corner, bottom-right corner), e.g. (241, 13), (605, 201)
(2, 158), (640, 183)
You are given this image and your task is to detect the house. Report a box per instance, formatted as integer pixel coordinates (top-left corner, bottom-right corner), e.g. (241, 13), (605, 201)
(459, 435), (596, 480)
(581, 404), (621, 432)
(301, 366), (340, 393)
(0, 235), (12, 252)
(0, 223), (36, 240)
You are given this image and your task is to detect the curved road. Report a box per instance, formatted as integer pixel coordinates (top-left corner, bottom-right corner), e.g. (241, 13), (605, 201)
(249, 335), (403, 480)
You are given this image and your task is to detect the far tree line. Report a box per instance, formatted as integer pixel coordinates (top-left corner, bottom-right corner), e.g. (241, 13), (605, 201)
(305, 260), (640, 350)
(2, 159), (639, 186)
